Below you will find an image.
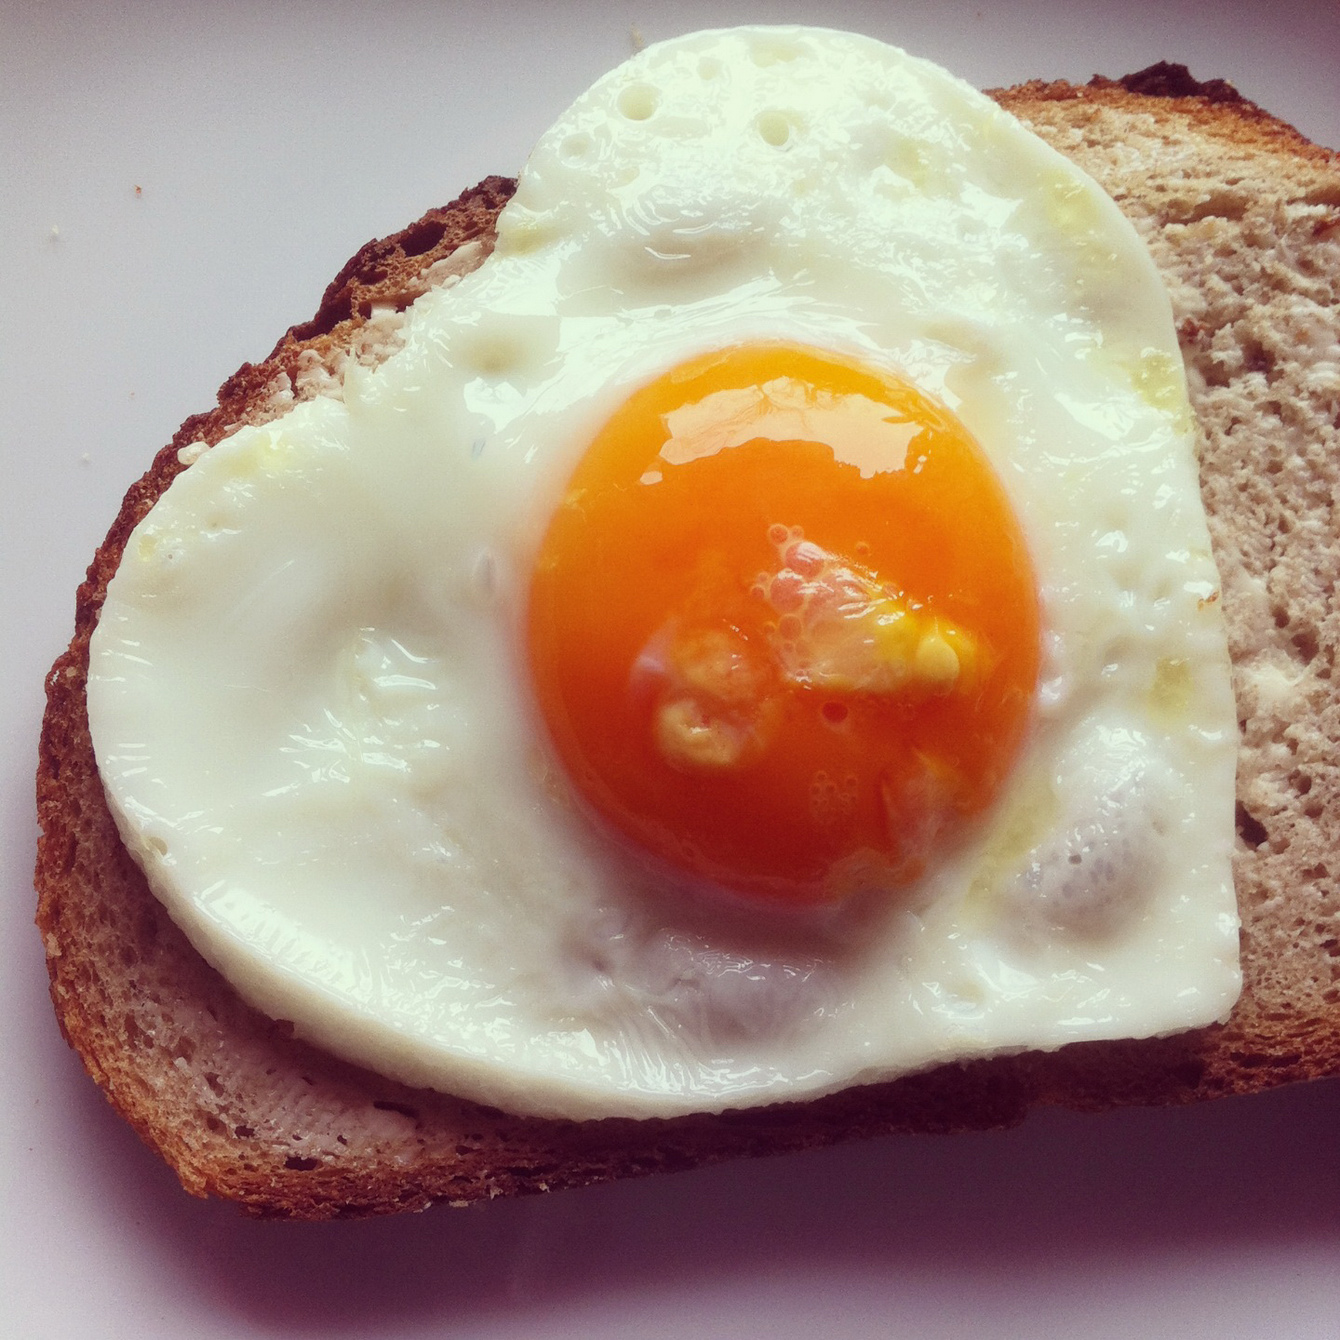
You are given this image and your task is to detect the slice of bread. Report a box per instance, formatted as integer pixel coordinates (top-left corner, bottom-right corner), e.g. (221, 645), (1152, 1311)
(35, 68), (1340, 1220)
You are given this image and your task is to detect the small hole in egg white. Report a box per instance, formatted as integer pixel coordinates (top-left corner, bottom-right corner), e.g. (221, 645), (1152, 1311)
(560, 133), (593, 162)
(617, 82), (659, 121)
(471, 339), (518, 377)
(148, 836), (168, 856)
(697, 55), (722, 80)
(756, 111), (791, 148)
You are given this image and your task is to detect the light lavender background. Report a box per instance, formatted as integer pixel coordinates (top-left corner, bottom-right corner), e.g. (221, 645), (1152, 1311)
(3, 2), (1339, 1336)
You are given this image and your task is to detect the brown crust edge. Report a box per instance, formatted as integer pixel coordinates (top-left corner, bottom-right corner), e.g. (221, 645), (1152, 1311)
(34, 93), (1340, 1221)
(989, 63), (1338, 164)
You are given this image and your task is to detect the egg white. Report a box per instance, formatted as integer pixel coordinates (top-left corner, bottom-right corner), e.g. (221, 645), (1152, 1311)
(88, 27), (1240, 1120)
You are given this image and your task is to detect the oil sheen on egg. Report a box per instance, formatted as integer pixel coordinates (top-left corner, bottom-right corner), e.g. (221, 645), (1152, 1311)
(88, 27), (1241, 1120)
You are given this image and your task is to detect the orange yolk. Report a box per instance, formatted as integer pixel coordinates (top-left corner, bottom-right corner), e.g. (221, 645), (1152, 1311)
(527, 344), (1040, 908)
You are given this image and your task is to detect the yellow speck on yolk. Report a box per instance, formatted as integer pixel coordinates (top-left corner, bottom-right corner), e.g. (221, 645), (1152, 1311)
(527, 344), (1040, 908)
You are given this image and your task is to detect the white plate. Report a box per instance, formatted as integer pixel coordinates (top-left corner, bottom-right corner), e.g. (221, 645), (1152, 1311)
(3, 3), (1339, 1335)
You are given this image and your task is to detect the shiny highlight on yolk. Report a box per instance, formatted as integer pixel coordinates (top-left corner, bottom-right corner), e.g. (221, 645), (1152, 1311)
(527, 344), (1040, 908)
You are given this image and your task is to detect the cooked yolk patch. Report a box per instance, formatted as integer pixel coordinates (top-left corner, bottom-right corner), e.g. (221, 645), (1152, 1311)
(527, 344), (1040, 907)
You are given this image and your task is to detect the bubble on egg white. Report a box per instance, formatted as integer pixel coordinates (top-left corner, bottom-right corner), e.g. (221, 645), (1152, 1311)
(552, 906), (838, 1049)
(1003, 725), (1175, 941)
(647, 936), (835, 1047)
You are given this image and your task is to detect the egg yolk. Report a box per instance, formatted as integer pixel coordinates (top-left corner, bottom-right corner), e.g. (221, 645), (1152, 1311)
(527, 344), (1040, 908)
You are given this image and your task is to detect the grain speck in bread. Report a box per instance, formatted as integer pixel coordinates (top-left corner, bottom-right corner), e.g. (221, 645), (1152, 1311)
(35, 69), (1340, 1219)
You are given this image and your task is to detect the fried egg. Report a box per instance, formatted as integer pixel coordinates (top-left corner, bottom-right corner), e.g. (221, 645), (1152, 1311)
(88, 27), (1241, 1120)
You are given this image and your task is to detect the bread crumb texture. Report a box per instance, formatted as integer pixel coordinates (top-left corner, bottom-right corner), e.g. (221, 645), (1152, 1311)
(35, 78), (1340, 1218)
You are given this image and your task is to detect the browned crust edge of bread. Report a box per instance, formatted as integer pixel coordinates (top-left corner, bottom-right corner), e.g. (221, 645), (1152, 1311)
(35, 73), (1340, 1220)
(996, 62), (1339, 168)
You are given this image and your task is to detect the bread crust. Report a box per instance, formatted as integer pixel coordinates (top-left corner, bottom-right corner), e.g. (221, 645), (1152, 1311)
(36, 75), (1340, 1219)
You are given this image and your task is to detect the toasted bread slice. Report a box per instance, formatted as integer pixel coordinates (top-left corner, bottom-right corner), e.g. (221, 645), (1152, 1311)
(36, 69), (1340, 1219)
